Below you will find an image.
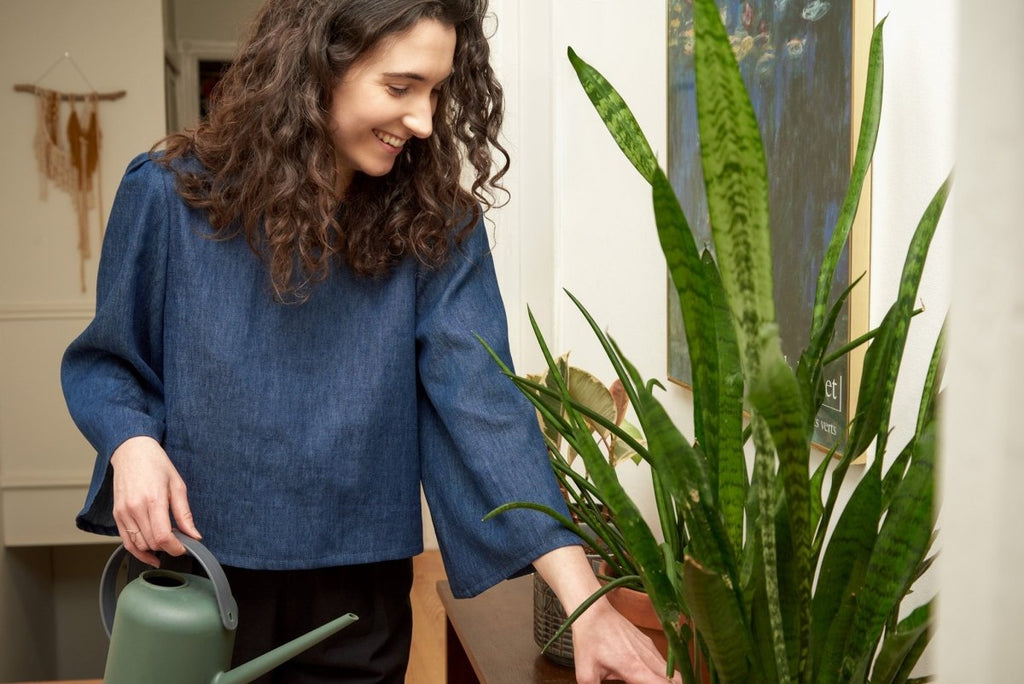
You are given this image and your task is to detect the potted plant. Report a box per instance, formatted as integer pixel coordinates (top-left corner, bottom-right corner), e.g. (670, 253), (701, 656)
(483, 1), (946, 682)
(525, 354), (646, 665)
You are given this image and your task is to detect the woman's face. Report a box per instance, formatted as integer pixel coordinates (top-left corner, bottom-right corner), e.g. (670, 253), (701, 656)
(329, 18), (457, 193)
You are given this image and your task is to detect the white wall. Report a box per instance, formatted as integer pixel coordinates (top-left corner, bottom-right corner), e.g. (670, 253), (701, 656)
(937, 0), (1024, 680)
(0, 0), (166, 679)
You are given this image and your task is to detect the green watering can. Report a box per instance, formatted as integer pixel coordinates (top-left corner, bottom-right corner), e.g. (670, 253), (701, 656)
(99, 530), (358, 684)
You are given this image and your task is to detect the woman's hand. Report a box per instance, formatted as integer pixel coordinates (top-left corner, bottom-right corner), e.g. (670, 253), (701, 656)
(533, 546), (682, 683)
(110, 435), (201, 566)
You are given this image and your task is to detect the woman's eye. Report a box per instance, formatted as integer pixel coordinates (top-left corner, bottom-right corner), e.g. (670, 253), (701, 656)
(386, 85), (409, 96)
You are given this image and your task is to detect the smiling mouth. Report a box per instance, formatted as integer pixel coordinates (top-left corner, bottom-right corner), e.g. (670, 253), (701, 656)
(374, 130), (406, 149)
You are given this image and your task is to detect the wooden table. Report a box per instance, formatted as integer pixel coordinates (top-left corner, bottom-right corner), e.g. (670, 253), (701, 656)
(437, 575), (577, 684)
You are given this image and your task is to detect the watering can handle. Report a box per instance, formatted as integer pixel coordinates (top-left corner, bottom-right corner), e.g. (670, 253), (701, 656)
(99, 530), (240, 638)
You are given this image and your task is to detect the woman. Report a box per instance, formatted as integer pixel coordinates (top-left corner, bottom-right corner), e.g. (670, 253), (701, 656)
(62, 1), (677, 682)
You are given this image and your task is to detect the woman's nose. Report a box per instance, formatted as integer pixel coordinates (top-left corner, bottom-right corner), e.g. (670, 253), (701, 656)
(403, 95), (435, 139)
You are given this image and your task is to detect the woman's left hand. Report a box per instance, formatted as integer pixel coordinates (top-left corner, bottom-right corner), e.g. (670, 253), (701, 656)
(532, 546), (682, 683)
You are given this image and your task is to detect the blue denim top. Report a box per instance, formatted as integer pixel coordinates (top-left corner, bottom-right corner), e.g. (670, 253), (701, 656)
(61, 154), (578, 597)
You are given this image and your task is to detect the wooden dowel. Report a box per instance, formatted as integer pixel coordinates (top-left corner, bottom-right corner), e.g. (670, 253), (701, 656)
(12, 84), (126, 101)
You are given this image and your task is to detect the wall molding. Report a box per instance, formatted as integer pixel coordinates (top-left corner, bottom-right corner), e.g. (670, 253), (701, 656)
(0, 302), (94, 322)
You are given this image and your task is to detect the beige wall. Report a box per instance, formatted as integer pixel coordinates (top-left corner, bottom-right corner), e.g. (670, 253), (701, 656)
(937, 0), (1024, 680)
(0, 0), (165, 679)
(172, 0), (262, 43)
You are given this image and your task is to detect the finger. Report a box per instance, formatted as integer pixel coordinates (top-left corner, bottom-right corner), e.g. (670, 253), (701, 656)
(144, 495), (187, 557)
(169, 479), (201, 540)
(119, 523), (160, 567)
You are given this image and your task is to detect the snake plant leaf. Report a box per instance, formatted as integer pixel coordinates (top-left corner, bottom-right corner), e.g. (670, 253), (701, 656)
(808, 444), (835, 540)
(847, 174), (951, 460)
(750, 419), (791, 684)
(879, 438), (915, 513)
(567, 46), (658, 184)
(915, 320), (946, 440)
(868, 600), (932, 684)
(692, 0), (774, 375)
(703, 248), (747, 555)
(525, 301), (690, 666)
(650, 169), (717, 451)
(745, 545), (777, 684)
(651, 169), (745, 546)
(525, 371), (564, 449)
(811, 18), (886, 333)
(838, 423), (936, 682)
(621, 352), (737, 582)
(811, 458), (882, 684)
(799, 274), (864, 436)
(749, 349), (812, 680)
(682, 555), (754, 684)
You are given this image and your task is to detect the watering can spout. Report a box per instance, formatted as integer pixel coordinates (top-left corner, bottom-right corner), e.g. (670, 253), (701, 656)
(211, 612), (359, 684)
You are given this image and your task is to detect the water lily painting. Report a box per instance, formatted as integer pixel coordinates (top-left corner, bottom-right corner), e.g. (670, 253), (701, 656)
(666, 0), (873, 452)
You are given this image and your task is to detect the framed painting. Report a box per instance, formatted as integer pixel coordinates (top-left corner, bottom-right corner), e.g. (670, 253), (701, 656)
(666, 0), (874, 453)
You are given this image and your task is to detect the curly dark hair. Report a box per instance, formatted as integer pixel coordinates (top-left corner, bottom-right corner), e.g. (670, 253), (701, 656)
(156, 0), (508, 301)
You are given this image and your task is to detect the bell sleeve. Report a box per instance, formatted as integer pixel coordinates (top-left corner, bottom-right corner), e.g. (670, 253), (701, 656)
(416, 215), (580, 598)
(61, 154), (171, 535)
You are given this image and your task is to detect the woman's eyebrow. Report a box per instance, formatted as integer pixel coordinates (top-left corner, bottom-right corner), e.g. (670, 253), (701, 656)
(382, 71), (427, 81)
(381, 71), (454, 84)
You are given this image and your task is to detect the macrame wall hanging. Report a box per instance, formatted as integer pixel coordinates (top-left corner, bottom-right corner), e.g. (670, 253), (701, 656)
(14, 52), (126, 292)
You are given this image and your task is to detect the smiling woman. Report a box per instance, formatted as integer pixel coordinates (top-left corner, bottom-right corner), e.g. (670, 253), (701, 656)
(58, 0), (681, 682)
(329, 19), (457, 189)
(155, 0), (510, 299)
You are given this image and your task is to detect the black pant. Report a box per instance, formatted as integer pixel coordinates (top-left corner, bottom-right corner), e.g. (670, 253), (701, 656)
(221, 559), (414, 684)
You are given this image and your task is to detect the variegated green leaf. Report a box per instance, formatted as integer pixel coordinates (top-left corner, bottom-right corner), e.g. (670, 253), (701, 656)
(567, 47), (657, 183)
(682, 555), (754, 683)
(750, 349), (812, 681)
(812, 19), (886, 333)
(692, 0), (773, 376)
(838, 425), (936, 681)
(868, 601), (932, 684)
(848, 175), (951, 460)
(812, 458), (882, 684)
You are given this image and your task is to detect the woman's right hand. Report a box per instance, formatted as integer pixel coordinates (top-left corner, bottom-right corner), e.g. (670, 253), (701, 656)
(109, 435), (202, 566)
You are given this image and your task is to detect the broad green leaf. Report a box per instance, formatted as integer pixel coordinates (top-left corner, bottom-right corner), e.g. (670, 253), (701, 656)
(610, 419), (646, 466)
(565, 363), (617, 437)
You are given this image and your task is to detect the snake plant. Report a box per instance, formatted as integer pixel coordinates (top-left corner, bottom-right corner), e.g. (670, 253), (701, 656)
(483, 1), (945, 682)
